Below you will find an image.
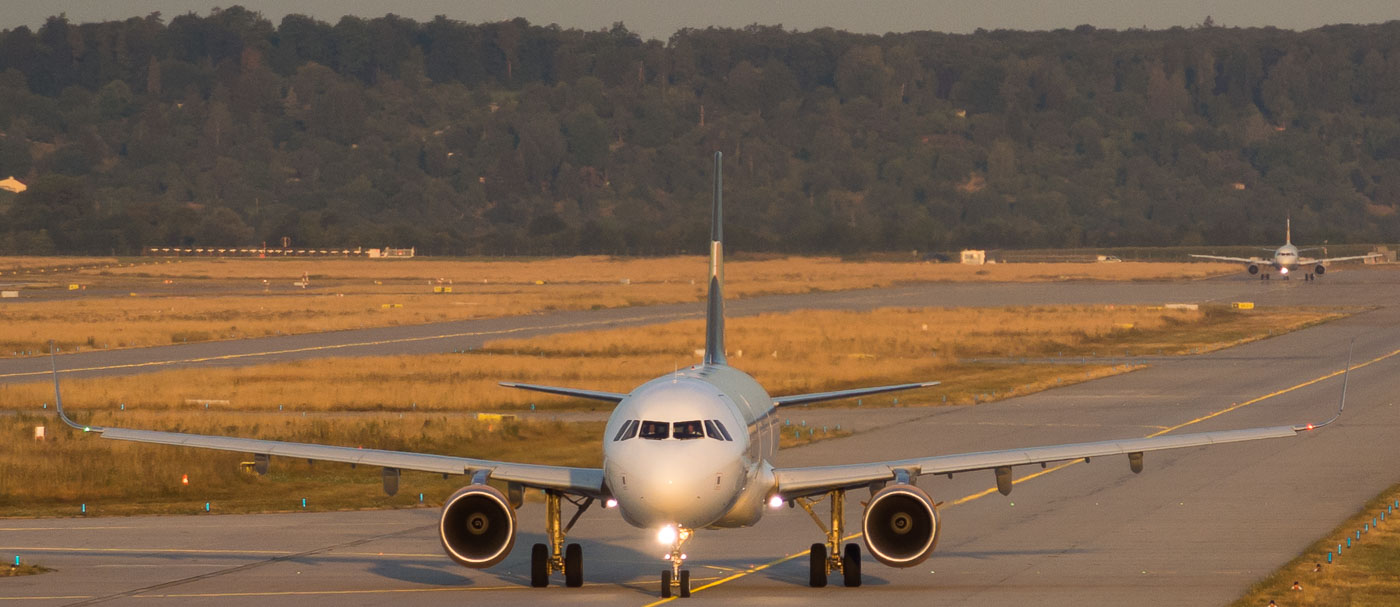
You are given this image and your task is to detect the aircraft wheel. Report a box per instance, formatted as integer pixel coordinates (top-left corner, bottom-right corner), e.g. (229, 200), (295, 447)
(661, 569), (673, 598)
(679, 569), (691, 597)
(564, 543), (583, 588)
(842, 543), (862, 587)
(530, 543), (548, 588)
(809, 543), (828, 587)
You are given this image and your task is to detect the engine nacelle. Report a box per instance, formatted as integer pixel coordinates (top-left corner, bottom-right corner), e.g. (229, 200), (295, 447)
(862, 484), (941, 568)
(439, 485), (516, 568)
(1314, 264), (1326, 276)
(1247, 264), (1260, 275)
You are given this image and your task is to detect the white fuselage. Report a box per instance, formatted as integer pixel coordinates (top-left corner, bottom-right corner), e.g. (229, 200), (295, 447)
(1271, 244), (1300, 273)
(603, 364), (780, 532)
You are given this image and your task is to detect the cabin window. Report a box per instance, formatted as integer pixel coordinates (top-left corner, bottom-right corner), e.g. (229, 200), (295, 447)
(639, 420), (669, 440)
(673, 420), (705, 440)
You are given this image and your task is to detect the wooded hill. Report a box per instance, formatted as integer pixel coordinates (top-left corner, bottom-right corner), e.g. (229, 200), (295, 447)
(2, 9), (1399, 255)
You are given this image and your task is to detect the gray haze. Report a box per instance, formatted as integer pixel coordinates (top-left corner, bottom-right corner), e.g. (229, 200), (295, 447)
(5, 0), (1399, 38)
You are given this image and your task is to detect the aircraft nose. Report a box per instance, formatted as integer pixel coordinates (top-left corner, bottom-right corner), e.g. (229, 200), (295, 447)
(624, 447), (728, 526)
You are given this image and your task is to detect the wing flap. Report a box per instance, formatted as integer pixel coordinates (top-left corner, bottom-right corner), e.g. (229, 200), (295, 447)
(774, 424), (1301, 497)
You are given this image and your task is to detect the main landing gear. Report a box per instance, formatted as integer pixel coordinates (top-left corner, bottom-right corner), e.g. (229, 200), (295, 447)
(530, 490), (593, 588)
(660, 526), (693, 598)
(795, 489), (862, 588)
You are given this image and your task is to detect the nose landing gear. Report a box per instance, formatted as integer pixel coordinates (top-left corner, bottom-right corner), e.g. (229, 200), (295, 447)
(796, 489), (862, 587)
(659, 526), (693, 598)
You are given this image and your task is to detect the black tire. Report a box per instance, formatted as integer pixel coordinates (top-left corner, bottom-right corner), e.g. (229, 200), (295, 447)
(679, 569), (691, 597)
(564, 543), (583, 588)
(661, 570), (673, 598)
(530, 543), (548, 588)
(842, 543), (862, 587)
(809, 543), (828, 588)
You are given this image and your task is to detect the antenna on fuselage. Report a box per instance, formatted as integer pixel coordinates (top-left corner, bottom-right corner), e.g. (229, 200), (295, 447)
(703, 152), (727, 366)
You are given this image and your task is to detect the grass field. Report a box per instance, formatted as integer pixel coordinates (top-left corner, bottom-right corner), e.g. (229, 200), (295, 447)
(1232, 484), (1400, 607)
(0, 304), (1344, 517)
(0, 305), (1337, 414)
(0, 256), (1238, 355)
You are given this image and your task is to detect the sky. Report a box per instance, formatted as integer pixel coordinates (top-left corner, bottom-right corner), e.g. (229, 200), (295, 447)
(5, 0), (1400, 38)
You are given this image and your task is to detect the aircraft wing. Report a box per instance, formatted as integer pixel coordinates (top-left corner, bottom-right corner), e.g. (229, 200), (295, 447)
(773, 381), (940, 407)
(772, 423), (1313, 499)
(1300, 253), (1381, 264)
(499, 382), (627, 403)
(1189, 254), (1261, 264)
(51, 368), (605, 497)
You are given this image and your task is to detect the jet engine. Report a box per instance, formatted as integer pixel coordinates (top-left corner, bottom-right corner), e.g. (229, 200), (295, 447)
(862, 484), (940, 567)
(1314, 264), (1326, 276)
(1247, 264), (1260, 275)
(439, 485), (517, 568)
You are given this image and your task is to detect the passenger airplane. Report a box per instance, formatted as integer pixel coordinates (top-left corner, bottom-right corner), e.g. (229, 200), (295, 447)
(1190, 218), (1379, 280)
(52, 153), (1347, 598)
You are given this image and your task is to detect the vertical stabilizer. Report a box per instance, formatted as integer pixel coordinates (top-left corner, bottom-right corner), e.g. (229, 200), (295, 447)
(704, 152), (726, 366)
(1285, 216), (1292, 245)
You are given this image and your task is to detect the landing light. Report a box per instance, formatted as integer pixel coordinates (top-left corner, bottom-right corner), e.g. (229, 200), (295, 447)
(1280, 267), (1289, 275)
(768, 495), (784, 509)
(605, 498), (618, 509)
(657, 524), (677, 545)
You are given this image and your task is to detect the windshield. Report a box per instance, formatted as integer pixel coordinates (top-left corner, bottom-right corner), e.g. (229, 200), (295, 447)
(673, 420), (705, 440)
(639, 420), (669, 440)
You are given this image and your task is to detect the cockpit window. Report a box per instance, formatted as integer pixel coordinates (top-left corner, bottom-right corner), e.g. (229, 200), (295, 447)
(673, 420), (705, 440)
(612, 419), (639, 442)
(703, 419), (721, 440)
(639, 420), (669, 440)
(711, 419), (734, 441)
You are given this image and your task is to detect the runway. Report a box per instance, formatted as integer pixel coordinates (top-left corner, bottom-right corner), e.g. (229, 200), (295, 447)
(4, 268), (1400, 605)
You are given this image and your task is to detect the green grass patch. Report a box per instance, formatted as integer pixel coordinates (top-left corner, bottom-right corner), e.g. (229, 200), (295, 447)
(1232, 484), (1400, 606)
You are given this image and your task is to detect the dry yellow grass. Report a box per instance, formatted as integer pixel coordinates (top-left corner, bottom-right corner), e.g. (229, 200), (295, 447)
(0, 256), (120, 273)
(1, 305), (1342, 415)
(0, 256), (1237, 355)
(1232, 484), (1400, 606)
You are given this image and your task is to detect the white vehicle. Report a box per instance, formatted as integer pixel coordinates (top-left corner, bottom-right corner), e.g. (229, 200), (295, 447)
(1191, 218), (1379, 280)
(52, 153), (1346, 598)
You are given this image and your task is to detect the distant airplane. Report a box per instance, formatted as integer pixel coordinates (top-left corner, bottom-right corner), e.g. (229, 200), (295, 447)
(51, 153), (1348, 598)
(1190, 218), (1379, 280)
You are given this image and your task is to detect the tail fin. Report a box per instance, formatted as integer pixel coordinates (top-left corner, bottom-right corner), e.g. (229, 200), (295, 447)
(704, 152), (726, 366)
(1286, 216), (1292, 245)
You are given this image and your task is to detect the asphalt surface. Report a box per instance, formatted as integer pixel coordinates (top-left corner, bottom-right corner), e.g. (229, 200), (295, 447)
(4, 267), (1400, 606)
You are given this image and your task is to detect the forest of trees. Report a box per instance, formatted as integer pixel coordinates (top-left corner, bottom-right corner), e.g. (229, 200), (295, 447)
(2, 9), (1400, 255)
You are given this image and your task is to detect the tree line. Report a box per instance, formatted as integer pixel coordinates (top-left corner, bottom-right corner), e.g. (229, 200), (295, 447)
(1, 8), (1399, 255)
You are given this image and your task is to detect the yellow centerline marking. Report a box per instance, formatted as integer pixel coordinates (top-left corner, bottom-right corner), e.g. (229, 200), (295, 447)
(645, 345), (1400, 604)
(0, 312), (691, 379)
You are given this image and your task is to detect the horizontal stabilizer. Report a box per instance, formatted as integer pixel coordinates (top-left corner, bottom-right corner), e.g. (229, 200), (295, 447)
(773, 381), (940, 407)
(498, 382), (627, 403)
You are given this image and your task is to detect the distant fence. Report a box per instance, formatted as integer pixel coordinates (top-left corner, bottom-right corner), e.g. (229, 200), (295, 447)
(145, 247), (415, 258)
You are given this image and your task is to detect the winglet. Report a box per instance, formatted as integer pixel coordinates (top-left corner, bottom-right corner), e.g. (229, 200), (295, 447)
(1294, 340), (1352, 432)
(704, 151), (726, 366)
(49, 342), (97, 432)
